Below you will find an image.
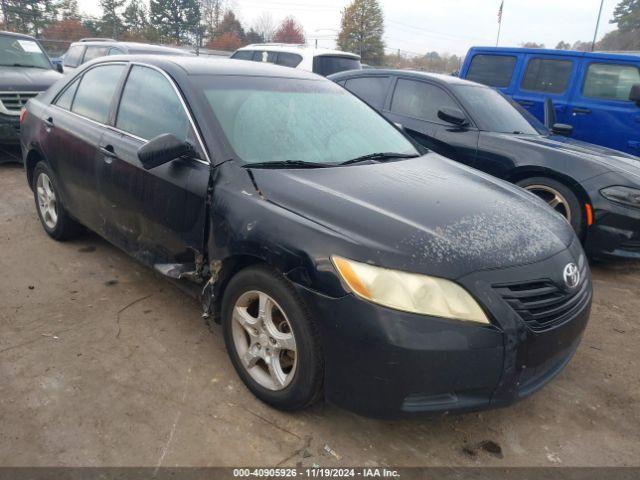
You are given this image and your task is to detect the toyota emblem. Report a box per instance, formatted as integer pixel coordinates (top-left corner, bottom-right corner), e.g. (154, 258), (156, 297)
(563, 263), (580, 289)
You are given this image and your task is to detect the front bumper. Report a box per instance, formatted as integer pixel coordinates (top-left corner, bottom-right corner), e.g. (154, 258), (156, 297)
(297, 240), (591, 418)
(0, 112), (20, 145)
(582, 177), (640, 259)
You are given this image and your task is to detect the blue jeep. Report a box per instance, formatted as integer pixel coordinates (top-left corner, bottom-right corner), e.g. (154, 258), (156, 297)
(460, 47), (640, 156)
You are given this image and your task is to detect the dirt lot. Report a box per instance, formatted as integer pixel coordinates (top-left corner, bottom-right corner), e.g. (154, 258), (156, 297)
(1, 156), (639, 468)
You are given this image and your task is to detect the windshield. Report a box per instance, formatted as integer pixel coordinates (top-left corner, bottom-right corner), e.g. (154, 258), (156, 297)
(0, 35), (51, 69)
(453, 85), (539, 135)
(200, 76), (417, 165)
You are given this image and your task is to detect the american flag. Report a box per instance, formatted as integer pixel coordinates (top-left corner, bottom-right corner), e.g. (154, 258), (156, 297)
(498, 1), (504, 23)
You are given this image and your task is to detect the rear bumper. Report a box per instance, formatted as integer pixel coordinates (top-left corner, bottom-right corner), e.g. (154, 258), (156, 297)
(297, 240), (591, 419)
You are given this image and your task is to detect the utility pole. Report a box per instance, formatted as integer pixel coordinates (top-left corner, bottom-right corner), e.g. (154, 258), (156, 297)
(591, 0), (605, 52)
(496, 1), (504, 47)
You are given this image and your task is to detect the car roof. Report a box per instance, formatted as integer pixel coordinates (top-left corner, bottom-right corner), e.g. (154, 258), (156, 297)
(71, 40), (186, 54)
(93, 55), (323, 80)
(0, 30), (37, 41)
(329, 68), (482, 87)
(235, 43), (360, 59)
(467, 46), (640, 62)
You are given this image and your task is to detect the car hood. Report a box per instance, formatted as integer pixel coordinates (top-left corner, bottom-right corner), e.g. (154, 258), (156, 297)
(0, 66), (62, 91)
(250, 154), (576, 279)
(492, 132), (640, 181)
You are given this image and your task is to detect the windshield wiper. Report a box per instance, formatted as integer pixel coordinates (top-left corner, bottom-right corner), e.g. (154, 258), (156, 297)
(340, 152), (420, 166)
(242, 160), (331, 169)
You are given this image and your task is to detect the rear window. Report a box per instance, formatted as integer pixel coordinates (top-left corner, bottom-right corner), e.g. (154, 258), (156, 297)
(253, 50), (277, 63)
(344, 76), (391, 108)
(313, 55), (361, 76)
(521, 58), (573, 94)
(231, 50), (254, 61)
(466, 54), (517, 88)
(583, 63), (640, 101)
(63, 45), (84, 67)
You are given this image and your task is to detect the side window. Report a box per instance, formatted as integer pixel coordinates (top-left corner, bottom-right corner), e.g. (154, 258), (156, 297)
(391, 79), (459, 123)
(63, 45), (84, 67)
(276, 52), (303, 68)
(72, 64), (126, 123)
(253, 50), (277, 63)
(231, 50), (254, 60)
(466, 54), (517, 88)
(116, 66), (191, 141)
(583, 63), (640, 101)
(83, 46), (109, 63)
(521, 58), (573, 94)
(108, 47), (125, 55)
(344, 76), (391, 108)
(54, 78), (80, 110)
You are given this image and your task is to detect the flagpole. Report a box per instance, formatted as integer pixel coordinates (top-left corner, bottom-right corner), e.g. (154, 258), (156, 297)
(591, 0), (605, 52)
(496, 21), (502, 46)
(496, 1), (504, 46)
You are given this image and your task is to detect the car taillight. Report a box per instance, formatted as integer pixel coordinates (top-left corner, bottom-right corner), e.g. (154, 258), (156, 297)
(19, 109), (28, 124)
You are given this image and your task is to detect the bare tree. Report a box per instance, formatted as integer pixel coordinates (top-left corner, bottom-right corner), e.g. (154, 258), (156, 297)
(253, 11), (276, 42)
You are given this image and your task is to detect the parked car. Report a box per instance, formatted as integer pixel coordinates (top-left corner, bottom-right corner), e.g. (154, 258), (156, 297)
(61, 39), (190, 74)
(459, 47), (640, 156)
(0, 30), (63, 151)
(21, 56), (591, 418)
(330, 69), (640, 259)
(231, 43), (361, 76)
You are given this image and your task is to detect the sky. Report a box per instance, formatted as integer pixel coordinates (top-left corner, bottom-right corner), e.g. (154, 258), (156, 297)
(77, 0), (621, 56)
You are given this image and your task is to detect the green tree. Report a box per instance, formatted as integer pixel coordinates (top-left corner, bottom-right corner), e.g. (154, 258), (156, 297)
(215, 10), (244, 40)
(2, 0), (58, 36)
(555, 40), (571, 50)
(337, 0), (385, 65)
(58, 0), (79, 19)
(100, 0), (125, 38)
(150, 0), (201, 44)
(123, 0), (148, 33)
(611, 0), (640, 32)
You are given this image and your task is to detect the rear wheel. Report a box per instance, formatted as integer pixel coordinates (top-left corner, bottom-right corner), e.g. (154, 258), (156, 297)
(221, 265), (323, 411)
(32, 162), (83, 241)
(517, 176), (585, 238)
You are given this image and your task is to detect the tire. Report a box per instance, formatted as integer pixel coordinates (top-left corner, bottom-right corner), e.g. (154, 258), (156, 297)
(221, 265), (323, 411)
(32, 161), (83, 241)
(517, 176), (586, 238)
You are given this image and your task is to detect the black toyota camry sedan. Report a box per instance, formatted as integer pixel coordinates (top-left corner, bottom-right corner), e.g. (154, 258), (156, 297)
(330, 69), (640, 259)
(20, 56), (591, 418)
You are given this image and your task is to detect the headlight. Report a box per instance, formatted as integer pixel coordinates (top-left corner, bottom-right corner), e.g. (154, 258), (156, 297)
(332, 256), (489, 324)
(601, 186), (640, 209)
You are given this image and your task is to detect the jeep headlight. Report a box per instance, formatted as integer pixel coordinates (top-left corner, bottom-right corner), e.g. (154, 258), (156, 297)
(601, 186), (640, 209)
(332, 256), (489, 324)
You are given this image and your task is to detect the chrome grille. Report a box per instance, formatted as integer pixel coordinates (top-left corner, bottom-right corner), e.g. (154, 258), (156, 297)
(493, 266), (590, 332)
(0, 91), (39, 115)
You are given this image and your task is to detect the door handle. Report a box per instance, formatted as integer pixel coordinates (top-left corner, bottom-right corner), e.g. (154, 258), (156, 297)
(99, 144), (117, 160)
(518, 100), (535, 107)
(44, 116), (54, 131)
(573, 107), (592, 115)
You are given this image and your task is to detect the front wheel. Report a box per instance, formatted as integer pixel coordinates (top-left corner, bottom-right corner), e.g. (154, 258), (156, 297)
(221, 265), (324, 411)
(517, 177), (586, 238)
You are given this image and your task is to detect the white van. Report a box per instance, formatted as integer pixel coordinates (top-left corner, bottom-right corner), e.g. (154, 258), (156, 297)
(231, 44), (361, 76)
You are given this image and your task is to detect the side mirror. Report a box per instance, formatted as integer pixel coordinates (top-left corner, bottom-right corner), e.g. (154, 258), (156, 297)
(137, 133), (195, 170)
(551, 123), (574, 137)
(55, 62), (63, 74)
(438, 107), (469, 127)
(629, 84), (640, 106)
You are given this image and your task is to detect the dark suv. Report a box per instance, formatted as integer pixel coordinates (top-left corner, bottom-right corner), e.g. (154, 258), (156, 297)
(0, 31), (62, 149)
(61, 39), (190, 74)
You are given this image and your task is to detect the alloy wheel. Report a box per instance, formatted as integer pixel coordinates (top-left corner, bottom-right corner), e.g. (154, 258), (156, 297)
(231, 290), (297, 391)
(36, 173), (58, 229)
(524, 184), (572, 222)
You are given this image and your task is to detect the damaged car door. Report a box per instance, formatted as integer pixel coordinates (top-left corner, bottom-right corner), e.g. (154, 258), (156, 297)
(97, 64), (210, 272)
